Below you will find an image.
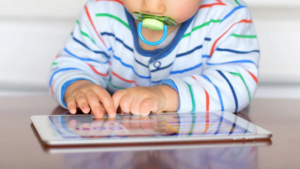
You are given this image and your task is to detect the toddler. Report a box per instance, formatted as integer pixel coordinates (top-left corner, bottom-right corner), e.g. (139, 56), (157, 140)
(50, 0), (260, 118)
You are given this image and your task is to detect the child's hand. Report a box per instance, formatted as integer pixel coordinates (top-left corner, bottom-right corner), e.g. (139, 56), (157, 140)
(112, 86), (179, 116)
(64, 80), (116, 118)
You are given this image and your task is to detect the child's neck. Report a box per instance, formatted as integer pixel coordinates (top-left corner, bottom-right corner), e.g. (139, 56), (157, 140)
(135, 20), (180, 51)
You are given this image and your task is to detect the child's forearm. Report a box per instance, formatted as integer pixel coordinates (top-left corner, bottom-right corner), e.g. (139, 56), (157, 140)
(157, 85), (179, 112)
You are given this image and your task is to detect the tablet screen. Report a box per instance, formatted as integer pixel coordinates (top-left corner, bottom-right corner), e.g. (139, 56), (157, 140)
(48, 112), (256, 139)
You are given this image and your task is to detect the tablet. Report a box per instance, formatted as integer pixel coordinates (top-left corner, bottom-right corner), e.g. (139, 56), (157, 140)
(30, 112), (272, 146)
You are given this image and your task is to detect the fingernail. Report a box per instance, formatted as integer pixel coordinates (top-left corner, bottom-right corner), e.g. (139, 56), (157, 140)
(110, 111), (116, 117)
(83, 107), (90, 113)
(96, 112), (101, 117)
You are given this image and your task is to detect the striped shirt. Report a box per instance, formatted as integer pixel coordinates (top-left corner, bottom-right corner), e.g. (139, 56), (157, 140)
(49, 0), (260, 113)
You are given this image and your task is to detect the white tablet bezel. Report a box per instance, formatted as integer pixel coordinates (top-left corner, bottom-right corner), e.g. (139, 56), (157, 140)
(30, 112), (272, 146)
(47, 141), (271, 154)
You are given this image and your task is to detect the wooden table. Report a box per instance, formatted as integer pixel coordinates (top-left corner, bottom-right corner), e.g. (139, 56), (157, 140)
(0, 96), (299, 169)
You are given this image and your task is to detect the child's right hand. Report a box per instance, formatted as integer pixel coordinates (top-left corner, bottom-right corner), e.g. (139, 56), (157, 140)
(64, 80), (116, 118)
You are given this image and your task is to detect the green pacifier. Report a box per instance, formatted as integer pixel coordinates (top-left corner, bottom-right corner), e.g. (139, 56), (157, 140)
(132, 12), (177, 46)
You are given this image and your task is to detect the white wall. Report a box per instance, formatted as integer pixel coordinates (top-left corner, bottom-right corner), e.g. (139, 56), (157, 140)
(0, 0), (300, 90)
(247, 0), (300, 7)
(0, 0), (86, 19)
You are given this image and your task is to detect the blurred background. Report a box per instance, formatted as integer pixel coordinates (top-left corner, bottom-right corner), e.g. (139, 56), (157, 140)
(0, 0), (300, 98)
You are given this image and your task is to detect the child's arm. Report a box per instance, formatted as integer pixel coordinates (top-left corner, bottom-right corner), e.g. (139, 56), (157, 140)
(49, 2), (114, 117)
(162, 7), (259, 113)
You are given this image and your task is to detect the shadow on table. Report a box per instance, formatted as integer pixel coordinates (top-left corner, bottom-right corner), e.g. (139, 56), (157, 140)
(61, 145), (259, 169)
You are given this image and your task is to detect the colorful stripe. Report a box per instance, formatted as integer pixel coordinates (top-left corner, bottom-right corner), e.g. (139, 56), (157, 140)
(72, 36), (111, 58)
(204, 37), (212, 41)
(100, 32), (134, 52)
(204, 89), (210, 112)
(232, 34), (257, 38)
(199, 0), (226, 9)
(95, 0), (123, 5)
(49, 68), (81, 87)
(176, 45), (203, 57)
(88, 64), (109, 77)
(113, 55), (151, 79)
(84, 5), (107, 47)
(76, 20), (96, 44)
(112, 71), (139, 87)
(235, 0), (241, 6)
(191, 76), (210, 112)
(222, 5), (246, 22)
(109, 82), (125, 90)
(107, 45), (147, 68)
(217, 70), (238, 112)
(185, 82), (196, 112)
(170, 62), (203, 75)
(201, 75), (224, 111)
(182, 19), (222, 38)
(96, 13), (130, 30)
(64, 48), (109, 64)
(216, 48), (260, 54)
(210, 19), (252, 57)
(230, 72), (251, 102)
(247, 70), (258, 84)
(207, 60), (257, 66)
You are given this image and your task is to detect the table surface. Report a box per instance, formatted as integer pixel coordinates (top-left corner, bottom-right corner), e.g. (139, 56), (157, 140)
(0, 95), (299, 169)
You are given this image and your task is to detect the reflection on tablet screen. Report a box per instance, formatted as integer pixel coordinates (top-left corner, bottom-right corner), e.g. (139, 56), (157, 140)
(48, 112), (255, 139)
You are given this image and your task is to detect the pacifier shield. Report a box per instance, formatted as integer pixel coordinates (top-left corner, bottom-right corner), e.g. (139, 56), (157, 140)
(133, 12), (176, 46)
(132, 12), (177, 27)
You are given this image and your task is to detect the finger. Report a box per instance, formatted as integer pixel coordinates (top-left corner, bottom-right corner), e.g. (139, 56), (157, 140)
(130, 97), (144, 116)
(112, 89), (128, 111)
(120, 110), (127, 114)
(92, 104), (106, 119)
(85, 90), (104, 118)
(119, 94), (134, 114)
(139, 98), (154, 116)
(95, 89), (116, 117)
(66, 96), (77, 114)
(75, 93), (90, 114)
(99, 102), (107, 114)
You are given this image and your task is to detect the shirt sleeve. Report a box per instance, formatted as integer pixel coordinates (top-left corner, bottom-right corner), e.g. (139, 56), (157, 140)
(49, 2), (111, 108)
(162, 6), (259, 113)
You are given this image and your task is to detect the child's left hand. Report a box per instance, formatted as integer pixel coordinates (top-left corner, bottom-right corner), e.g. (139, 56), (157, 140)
(112, 85), (179, 116)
